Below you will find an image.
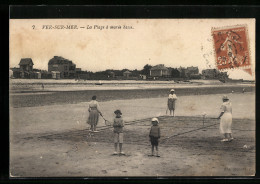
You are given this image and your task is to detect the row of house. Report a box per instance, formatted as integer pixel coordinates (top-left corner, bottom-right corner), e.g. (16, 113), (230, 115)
(149, 64), (200, 78)
(10, 56), (138, 80)
(10, 56), (83, 79)
(10, 58), (228, 80)
(149, 64), (228, 80)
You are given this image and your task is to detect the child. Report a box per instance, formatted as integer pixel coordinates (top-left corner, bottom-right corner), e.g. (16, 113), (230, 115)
(167, 89), (177, 116)
(113, 110), (125, 155)
(149, 118), (161, 157)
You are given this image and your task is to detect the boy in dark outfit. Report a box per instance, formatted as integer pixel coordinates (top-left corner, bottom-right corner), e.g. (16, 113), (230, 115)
(149, 118), (161, 157)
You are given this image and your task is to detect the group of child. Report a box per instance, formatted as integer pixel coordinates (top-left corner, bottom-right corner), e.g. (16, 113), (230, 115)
(110, 89), (178, 156)
(111, 109), (161, 157)
(87, 91), (174, 157)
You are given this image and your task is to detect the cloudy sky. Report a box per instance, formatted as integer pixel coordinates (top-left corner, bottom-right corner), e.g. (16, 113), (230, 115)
(10, 19), (255, 80)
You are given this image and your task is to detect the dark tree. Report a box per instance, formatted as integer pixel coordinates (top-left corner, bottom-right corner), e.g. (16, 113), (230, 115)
(141, 64), (152, 75)
(122, 69), (130, 73)
(132, 69), (141, 77)
(171, 68), (181, 78)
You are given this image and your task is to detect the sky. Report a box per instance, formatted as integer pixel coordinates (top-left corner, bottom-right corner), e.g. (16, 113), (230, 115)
(10, 19), (255, 80)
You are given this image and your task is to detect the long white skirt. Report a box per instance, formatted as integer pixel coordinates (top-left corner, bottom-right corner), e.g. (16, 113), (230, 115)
(220, 112), (232, 134)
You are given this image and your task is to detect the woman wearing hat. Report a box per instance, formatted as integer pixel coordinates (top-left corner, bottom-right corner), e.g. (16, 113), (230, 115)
(217, 95), (233, 142)
(167, 89), (178, 116)
(87, 95), (102, 132)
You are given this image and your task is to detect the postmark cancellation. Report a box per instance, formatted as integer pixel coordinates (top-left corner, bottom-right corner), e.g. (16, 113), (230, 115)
(211, 25), (252, 75)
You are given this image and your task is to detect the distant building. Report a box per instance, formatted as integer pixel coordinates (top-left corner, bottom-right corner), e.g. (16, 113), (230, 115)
(140, 74), (147, 80)
(41, 70), (52, 79)
(51, 71), (61, 79)
(202, 69), (228, 80)
(9, 70), (13, 78)
(19, 58), (34, 72)
(186, 66), (200, 79)
(10, 58), (35, 79)
(10, 67), (21, 78)
(186, 66), (199, 76)
(176, 66), (199, 79)
(177, 67), (188, 78)
(76, 70), (89, 80)
(75, 68), (81, 72)
(35, 72), (41, 79)
(109, 71), (115, 78)
(150, 64), (169, 77)
(48, 56), (76, 78)
(123, 70), (132, 78)
(202, 69), (219, 79)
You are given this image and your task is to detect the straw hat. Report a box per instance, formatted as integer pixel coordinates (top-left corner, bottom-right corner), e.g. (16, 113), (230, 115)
(222, 95), (229, 100)
(151, 117), (159, 124)
(114, 110), (122, 115)
(170, 89), (175, 92)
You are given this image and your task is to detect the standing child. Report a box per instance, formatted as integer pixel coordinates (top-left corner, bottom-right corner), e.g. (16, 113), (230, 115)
(167, 89), (177, 116)
(149, 118), (161, 157)
(113, 110), (125, 155)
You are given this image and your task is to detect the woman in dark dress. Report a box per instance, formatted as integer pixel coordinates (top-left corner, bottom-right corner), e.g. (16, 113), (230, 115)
(87, 96), (102, 132)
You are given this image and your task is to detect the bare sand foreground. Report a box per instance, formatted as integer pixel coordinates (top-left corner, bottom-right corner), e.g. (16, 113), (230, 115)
(9, 89), (255, 177)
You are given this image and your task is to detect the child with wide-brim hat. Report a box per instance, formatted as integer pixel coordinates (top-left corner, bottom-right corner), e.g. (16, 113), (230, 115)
(113, 109), (125, 155)
(148, 118), (161, 157)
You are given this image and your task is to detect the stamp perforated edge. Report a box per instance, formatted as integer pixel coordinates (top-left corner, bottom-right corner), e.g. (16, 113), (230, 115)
(211, 24), (253, 74)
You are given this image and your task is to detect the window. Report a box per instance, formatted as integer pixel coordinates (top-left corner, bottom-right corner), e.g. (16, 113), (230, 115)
(69, 66), (75, 71)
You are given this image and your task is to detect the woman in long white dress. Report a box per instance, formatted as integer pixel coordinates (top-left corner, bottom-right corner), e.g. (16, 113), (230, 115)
(87, 95), (102, 132)
(217, 95), (233, 142)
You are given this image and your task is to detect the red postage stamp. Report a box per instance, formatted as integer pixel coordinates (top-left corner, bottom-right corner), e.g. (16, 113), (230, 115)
(212, 25), (252, 74)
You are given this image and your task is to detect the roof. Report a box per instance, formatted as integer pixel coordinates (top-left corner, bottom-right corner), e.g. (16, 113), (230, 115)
(123, 70), (132, 74)
(150, 64), (168, 71)
(19, 58), (34, 65)
(202, 69), (217, 72)
(10, 67), (21, 72)
(51, 71), (61, 73)
(48, 56), (75, 65)
(187, 66), (199, 71)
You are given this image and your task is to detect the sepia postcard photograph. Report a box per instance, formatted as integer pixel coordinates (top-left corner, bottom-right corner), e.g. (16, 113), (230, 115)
(9, 18), (255, 177)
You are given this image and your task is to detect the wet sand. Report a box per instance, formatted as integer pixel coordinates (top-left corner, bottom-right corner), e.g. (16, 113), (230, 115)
(10, 116), (255, 177)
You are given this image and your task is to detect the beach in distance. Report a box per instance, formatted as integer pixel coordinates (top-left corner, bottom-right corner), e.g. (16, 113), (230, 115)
(10, 79), (254, 108)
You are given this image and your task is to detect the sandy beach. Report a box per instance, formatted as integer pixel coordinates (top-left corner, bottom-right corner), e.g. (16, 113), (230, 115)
(9, 82), (255, 177)
(8, 16), (256, 178)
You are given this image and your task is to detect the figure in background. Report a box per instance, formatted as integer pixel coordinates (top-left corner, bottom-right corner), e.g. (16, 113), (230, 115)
(167, 89), (177, 116)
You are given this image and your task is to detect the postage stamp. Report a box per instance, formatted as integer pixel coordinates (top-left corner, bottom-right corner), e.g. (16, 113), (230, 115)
(211, 25), (252, 74)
